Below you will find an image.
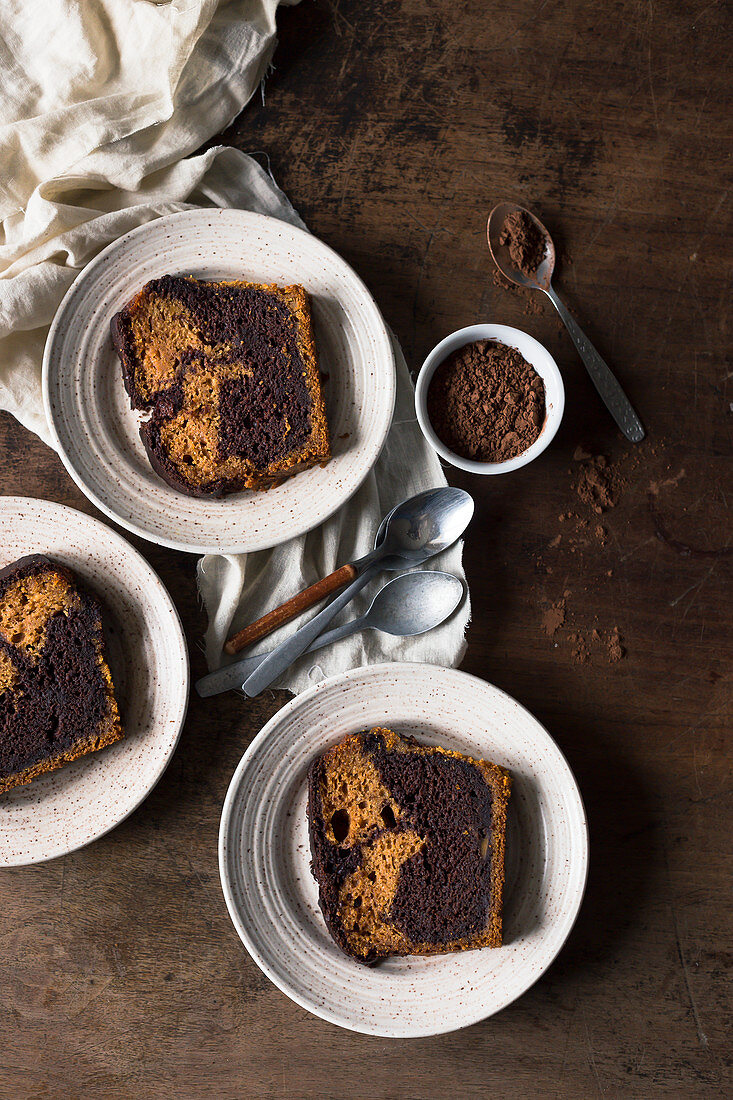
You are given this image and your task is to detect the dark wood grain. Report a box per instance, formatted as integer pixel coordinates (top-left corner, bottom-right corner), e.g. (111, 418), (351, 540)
(0, 0), (730, 1096)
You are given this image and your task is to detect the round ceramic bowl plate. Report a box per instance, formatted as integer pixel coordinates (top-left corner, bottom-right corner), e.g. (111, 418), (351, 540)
(0, 498), (188, 866)
(43, 209), (395, 554)
(415, 323), (565, 475)
(219, 663), (588, 1037)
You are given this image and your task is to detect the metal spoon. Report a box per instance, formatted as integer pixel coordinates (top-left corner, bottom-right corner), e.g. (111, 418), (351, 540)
(195, 571), (463, 697)
(487, 202), (645, 443)
(225, 487), (469, 655)
(242, 486), (474, 697)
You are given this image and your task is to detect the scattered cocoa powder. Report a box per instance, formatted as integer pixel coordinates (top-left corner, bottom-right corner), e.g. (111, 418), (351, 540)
(573, 454), (626, 513)
(607, 627), (625, 662)
(531, 444), (658, 664)
(498, 209), (547, 277)
(426, 340), (546, 462)
(491, 267), (544, 315)
(492, 268), (515, 293)
(570, 632), (590, 664)
(542, 598), (566, 636)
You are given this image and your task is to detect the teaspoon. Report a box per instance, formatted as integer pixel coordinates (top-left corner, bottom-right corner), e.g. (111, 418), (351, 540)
(487, 202), (645, 443)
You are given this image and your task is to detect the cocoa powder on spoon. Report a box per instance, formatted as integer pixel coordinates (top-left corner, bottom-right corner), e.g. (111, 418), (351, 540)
(498, 208), (547, 278)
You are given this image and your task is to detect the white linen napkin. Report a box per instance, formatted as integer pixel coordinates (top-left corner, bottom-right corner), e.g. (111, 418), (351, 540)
(0, 0), (469, 693)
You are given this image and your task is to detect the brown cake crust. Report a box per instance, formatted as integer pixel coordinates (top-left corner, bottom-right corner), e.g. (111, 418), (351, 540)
(110, 276), (330, 497)
(0, 555), (124, 795)
(307, 728), (511, 964)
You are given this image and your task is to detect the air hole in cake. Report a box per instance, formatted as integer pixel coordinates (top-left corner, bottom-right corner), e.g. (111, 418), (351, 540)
(380, 804), (397, 828)
(330, 808), (350, 843)
(47, 716), (59, 743)
(479, 832), (489, 858)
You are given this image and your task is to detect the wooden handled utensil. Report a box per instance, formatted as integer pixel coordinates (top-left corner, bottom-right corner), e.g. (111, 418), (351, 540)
(224, 563), (358, 655)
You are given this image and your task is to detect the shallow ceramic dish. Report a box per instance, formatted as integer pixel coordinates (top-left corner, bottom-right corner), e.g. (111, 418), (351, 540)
(43, 208), (395, 554)
(0, 498), (188, 866)
(415, 323), (564, 474)
(219, 662), (588, 1037)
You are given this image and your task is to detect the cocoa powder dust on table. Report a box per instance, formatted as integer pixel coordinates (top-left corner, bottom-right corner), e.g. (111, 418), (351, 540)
(573, 453), (627, 513)
(607, 627), (625, 662)
(542, 598), (566, 636)
(498, 209), (547, 278)
(426, 340), (546, 462)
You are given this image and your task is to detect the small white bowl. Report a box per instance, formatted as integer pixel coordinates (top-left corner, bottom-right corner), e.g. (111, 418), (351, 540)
(415, 324), (565, 474)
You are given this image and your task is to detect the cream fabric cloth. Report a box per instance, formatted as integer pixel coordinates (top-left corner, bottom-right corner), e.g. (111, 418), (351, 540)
(0, 0), (469, 693)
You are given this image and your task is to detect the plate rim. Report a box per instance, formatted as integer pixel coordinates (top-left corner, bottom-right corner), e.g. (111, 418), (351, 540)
(41, 207), (396, 555)
(0, 496), (190, 867)
(218, 661), (589, 1037)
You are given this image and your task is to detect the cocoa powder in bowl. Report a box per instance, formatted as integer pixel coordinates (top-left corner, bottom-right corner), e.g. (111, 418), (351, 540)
(426, 339), (546, 462)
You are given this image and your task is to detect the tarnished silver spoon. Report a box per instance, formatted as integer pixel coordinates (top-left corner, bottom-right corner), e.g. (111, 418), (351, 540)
(195, 571), (464, 697)
(487, 202), (645, 443)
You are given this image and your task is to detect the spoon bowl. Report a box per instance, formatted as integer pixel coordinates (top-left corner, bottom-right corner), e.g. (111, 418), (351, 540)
(361, 570), (464, 637)
(487, 202), (555, 290)
(367, 486), (475, 571)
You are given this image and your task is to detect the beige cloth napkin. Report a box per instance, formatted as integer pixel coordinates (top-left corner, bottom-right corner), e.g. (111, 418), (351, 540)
(0, 0), (469, 693)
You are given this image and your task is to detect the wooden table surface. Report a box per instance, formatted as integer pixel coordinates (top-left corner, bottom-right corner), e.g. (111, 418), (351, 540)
(1, 1), (730, 1096)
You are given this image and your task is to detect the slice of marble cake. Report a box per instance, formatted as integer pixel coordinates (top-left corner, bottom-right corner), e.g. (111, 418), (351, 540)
(307, 727), (511, 964)
(0, 556), (123, 795)
(111, 275), (330, 497)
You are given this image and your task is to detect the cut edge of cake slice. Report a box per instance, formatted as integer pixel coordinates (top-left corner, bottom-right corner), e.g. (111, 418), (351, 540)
(307, 727), (511, 964)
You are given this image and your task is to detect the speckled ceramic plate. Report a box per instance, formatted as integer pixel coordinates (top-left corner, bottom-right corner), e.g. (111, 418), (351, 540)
(0, 498), (188, 866)
(219, 663), (588, 1037)
(43, 208), (395, 554)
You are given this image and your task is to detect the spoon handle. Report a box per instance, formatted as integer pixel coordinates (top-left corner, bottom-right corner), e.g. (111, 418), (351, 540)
(242, 566), (378, 697)
(224, 562), (358, 654)
(196, 617), (363, 697)
(544, 285), (645, 443)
